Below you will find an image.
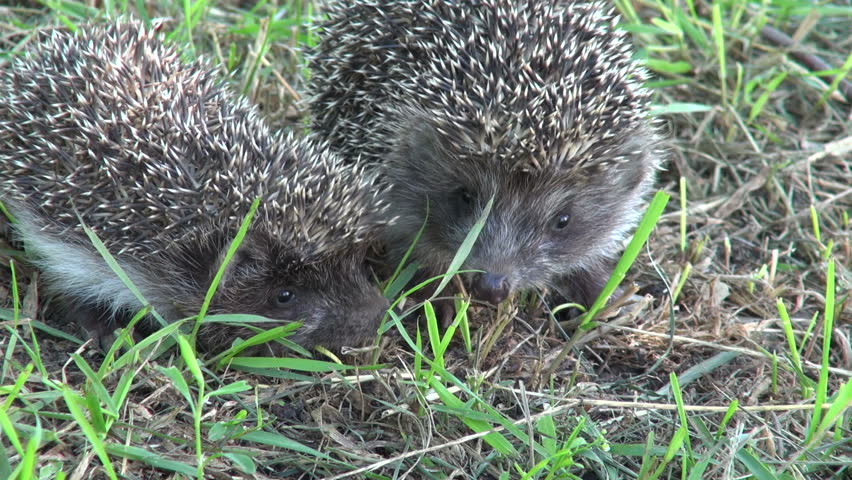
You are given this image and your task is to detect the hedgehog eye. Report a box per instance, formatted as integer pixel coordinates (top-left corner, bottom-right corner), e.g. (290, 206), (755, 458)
(275, 290), (294, 305)
(553, 214), (571, 230)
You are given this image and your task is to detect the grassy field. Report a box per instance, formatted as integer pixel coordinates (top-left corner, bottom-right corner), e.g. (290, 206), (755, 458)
(1, 0), (850, 479)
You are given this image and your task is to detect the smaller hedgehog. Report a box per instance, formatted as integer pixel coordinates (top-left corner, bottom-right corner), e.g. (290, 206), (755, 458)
(0, 21), (391, 352)
(308, 0), (664, 308)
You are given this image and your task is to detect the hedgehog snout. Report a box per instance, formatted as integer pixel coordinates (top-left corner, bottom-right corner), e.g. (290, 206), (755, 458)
(471, 272), (511, 305)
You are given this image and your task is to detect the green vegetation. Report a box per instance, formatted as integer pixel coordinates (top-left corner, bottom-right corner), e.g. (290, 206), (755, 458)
(1, 0), (849, 478)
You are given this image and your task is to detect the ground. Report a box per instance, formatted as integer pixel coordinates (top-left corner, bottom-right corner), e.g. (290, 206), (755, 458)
(0, 1), (850, 479)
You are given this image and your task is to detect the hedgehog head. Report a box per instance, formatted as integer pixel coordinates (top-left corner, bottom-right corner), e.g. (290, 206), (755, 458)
(382, 106), (660, 304)
(186, 136), (393, 349)
(165, 225), (389, 351)
(374, 1), (664, 303)
(151, 133), (393, 350)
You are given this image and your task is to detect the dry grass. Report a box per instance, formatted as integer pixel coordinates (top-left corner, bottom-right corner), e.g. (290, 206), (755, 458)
(1, 1), (850, 479)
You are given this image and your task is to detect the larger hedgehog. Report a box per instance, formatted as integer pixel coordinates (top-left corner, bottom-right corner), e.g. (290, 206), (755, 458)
(0, 21), (391, 352)
(307, 0), (664, 307)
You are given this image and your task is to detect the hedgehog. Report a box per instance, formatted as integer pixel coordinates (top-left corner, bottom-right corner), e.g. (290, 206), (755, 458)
(307, 0), (664, 308)
(0, 21), (392, 352)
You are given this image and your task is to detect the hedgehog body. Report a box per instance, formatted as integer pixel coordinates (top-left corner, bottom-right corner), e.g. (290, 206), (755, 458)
(0, 21), (390, 351)
(308, 0), (664, 306)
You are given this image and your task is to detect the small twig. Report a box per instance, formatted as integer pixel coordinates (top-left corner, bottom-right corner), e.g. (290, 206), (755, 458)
(267, 60), (302, 104)
(760, 25), (852, 102)
(493, 388), (837, 414)
(714, 166), (772, 219)
(614, 324), (852, 378)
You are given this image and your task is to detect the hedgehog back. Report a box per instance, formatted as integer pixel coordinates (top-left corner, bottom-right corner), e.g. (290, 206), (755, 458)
(0, 22), (384, 261)
(308, 0), (656, 175)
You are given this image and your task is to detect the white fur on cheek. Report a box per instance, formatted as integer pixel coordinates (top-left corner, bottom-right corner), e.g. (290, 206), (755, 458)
(12, 210), (179, 319)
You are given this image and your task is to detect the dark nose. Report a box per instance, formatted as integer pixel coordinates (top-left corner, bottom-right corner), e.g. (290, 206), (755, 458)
(472, 273), (511, 304)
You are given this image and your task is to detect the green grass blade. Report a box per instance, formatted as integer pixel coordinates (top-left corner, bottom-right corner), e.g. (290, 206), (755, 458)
(9, 259), (19, 323)
(207, 381), (252, 398)
(679, 177), (687, 251)
(712, 1), (727, 104)
(748, 71), (787, 122)
(817, 50), (852, 106)
(669, 373), (693, 458)
(215, 324), (305, 367)
(736, 448), (779, 480)
(580, 191), (670, 325)
(716, 399), (738, 439)
(424, 301), (446, 369)
(813, 379), (852, 441)
(158, 365), (193, 408)
(105, 443), (196, 476)
(228, 357), (350, 372)
(240, 431), (335, 460)
(432, 197), (494, 298)
(19, 423), (42, 480)
(384, 210), (428, 297)
(384, 262), (419, 300)
(0, 399), (25, 456)
(61, 389), (118, 480)
(80, 220), (167, 328)
(193, 197), (261, 342)
(429, 378), (517, 456)
(808, 259), (835, 442)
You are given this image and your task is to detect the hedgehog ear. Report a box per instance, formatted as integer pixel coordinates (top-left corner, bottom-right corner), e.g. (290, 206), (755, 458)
(394, 121), (441, 163)
(611, 130), (661, 193)
(390, 110), (451, 166)
(611, 160), (649, 193)
(212, 233), (269, 287)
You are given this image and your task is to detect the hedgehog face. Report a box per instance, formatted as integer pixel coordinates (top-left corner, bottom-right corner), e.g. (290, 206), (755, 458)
(454, 168), (645, 305)
(192, 233), (387, 351)
(383, 120), (655, 305)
